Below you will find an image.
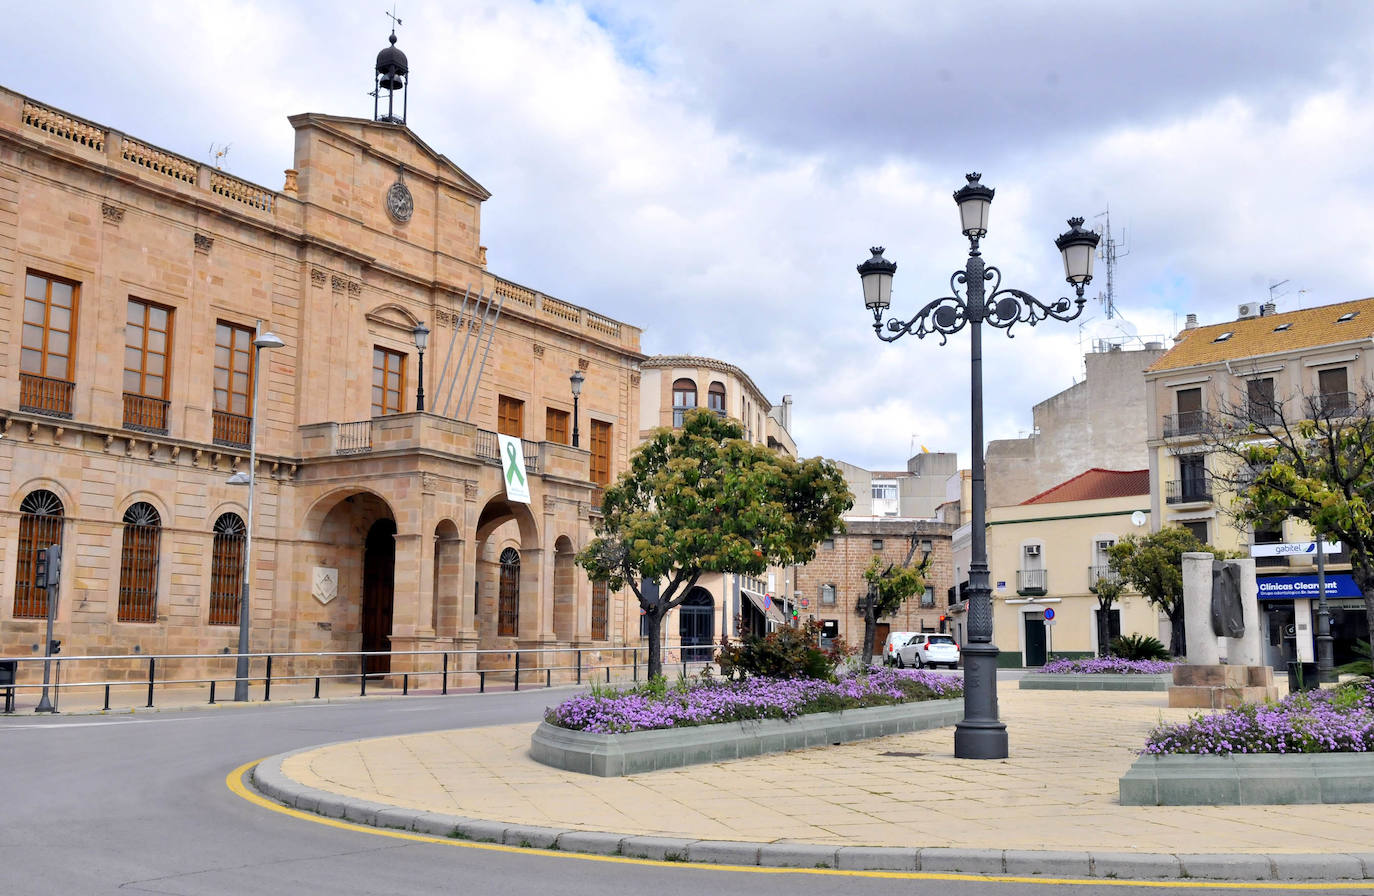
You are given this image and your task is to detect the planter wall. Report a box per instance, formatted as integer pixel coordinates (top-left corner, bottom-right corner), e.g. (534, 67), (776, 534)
(531, 698), (963, 777)
(1019, 673), (1171, 692)
(1120, 753), (1374, 805)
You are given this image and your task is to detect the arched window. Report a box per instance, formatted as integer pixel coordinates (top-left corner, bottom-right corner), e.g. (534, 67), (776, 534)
(118, 502), (162, 623)
(707, 382), (726, 415)
(498, 547), (520, 637)
(209, 513), (246, 625)
(13, 490), (64, 618)
(672, 378), (697, 427)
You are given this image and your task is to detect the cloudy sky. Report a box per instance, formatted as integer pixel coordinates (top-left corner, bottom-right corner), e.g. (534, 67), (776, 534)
(8, 1), (1374, 471)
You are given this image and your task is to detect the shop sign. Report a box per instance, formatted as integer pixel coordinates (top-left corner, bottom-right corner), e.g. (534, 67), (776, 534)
(1257, 573), (1361, 600)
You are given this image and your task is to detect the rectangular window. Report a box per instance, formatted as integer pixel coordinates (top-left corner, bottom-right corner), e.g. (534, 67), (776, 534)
(21, 271), (79, 417)
(871, 538), (884, 551)
(1319, 367), (1350, 413)
(872, 483), (898, 501)
(1246, 377), (1277, 425)
(124, 298), (172, 433)
(1182, 519), (1209, 544)
(1177, 454), (1208, 502)
(1172, 386), (1202, 435)
(920, 587), (936, 608)
(545, 408), (569, 445)
(821, 538), (835, 551)
(498, 395), (525, 438)
(591, 581), (608, 641)
(213, 321), (254, 447)
(590, 420), (612, 486)
(821, 583), (836, 605)
(372, 347), (406, 416)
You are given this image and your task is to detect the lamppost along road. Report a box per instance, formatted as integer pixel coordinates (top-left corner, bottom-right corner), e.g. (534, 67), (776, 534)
(0, 690), (1331, 896)
(858, 173), (1099, 759)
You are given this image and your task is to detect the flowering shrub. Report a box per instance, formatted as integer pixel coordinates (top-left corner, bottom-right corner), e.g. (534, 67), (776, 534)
(1144, 678), (1374, 755)
(1039, 657), (1175, 675)
(546, 668), (964, 734)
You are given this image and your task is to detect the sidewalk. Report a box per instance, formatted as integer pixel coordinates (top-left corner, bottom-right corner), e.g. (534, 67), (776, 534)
(252, 686), (1374, 880)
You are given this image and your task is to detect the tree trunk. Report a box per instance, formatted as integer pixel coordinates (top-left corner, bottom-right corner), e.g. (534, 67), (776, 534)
(645, 607), (664, 680)
(1095, 599), (1113, 658)
(1169, 611), (1186, 658)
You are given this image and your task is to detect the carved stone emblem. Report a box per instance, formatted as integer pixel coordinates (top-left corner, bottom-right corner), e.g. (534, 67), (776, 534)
(312, 566), (339, 605)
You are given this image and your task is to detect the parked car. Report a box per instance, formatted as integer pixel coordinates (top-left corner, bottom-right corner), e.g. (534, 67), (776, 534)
(896, 633), (960, 669)
(881, 631), (919, 666)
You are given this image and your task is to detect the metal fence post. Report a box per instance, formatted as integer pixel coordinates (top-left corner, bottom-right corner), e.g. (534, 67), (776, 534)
(514, 652), (520, 692)
(576, 649), (582, 685)
(442, 652), (449, 696)
(264, 655), (273, 702)
(360, 653), (367, 696)
(146, 657), (155, 708)
(633, 649), (639, 682)
(209, 680), (216, 704)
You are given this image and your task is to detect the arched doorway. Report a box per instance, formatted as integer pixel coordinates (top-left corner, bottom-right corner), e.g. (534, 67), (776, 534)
(679, 587), (714, 662)
(363, 518), (397, 674)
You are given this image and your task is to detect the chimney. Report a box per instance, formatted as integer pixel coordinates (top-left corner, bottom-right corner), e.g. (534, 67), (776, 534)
(1262, 301), (1277, 316)
(1184, 313), (1198, 330)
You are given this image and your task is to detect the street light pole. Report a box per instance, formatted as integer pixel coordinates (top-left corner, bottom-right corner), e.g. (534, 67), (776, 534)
(858, 173), (1098, 760)
(230, 323), (285, 702)
(1315, 536), (1334, 683)
(413, 321), (430, 412)
(570, 369), (584, 448)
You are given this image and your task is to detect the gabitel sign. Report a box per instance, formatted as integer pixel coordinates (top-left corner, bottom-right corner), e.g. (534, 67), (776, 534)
(1249, 541), (1342, 558)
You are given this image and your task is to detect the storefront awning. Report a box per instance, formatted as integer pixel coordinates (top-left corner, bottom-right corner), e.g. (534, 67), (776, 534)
(741, 587), (787, 625)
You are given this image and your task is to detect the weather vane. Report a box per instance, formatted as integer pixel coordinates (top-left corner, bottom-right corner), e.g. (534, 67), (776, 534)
(386, 5), (402, 32)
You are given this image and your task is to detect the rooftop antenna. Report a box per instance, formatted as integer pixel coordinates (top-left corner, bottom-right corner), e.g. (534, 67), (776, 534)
(1268, 279), (1290, 302)
(1093, 208), (1129, 320)
(209, 142), (231, 169)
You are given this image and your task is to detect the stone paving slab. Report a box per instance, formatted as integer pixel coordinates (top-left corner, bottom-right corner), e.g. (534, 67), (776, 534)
(252, 689), (1374, 881)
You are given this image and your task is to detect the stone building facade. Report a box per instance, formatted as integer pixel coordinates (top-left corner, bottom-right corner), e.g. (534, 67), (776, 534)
(794, 518), (954, 655)
(0, 82), (646, 683)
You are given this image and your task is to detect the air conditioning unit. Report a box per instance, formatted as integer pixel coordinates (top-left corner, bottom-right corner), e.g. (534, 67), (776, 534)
(1025, 544), (1041, 557)
(1237, 302), (1260, 319)
(1096, 540), (1114, 552)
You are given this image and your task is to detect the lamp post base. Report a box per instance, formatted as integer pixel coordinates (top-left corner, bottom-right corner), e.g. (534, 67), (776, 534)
(954, 642), (1008, 759)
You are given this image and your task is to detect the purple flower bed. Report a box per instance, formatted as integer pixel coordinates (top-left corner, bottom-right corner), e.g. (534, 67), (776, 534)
(1144, 679), (1374, 755)
(546, 668), (964, 734)
(1039, 657), (1175, 675)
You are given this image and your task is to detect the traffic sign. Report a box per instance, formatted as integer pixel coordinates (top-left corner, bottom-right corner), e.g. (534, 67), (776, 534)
(1043, 607), (1055, 621)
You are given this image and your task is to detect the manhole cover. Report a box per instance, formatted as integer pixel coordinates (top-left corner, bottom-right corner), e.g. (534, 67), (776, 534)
(878, 751), (925, 758)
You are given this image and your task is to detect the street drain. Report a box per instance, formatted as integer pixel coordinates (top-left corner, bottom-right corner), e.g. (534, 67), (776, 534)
(878, 751), (926, 758)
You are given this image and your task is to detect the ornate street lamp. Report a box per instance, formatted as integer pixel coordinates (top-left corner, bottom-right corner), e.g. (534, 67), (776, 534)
(227, 325), (286, 702)
(858, 173), (1098, 759)
(570, 369), (585, 447)
(412, 321), (430, 412)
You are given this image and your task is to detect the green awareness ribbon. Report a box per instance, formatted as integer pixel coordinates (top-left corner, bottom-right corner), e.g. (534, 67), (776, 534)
(505, 441), (527, 486)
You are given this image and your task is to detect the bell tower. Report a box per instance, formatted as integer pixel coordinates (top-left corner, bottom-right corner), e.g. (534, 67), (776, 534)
(373, 19), (409, 125)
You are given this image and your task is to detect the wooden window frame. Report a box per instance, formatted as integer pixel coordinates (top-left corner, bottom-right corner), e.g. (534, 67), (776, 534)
(545, 407), (570, 445)
(498, 395), (525, 438)
(372, 346), (407, 416)
(118, 502), (162, 623)
(672, 378), (698, 427)
(707, 382), (726, 415)
(13, 490), (64, 619)
(591, 580), (609, 641)
(124, 298), (174, 399)
(498, 547), (520, 637)
(590, 419), (612, 486)
(214, 321), (255, 446)
(22, 270), (79, 382)
(209, 513), (246, 625)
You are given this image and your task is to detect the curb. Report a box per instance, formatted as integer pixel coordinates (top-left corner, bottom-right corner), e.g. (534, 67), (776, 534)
(248, 750), (1374, 881)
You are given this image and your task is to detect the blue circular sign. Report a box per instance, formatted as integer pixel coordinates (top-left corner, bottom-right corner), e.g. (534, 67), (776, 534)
(1043, 607), (1055, 621)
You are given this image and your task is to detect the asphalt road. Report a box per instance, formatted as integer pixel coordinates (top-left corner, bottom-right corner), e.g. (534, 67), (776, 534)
(1, 686), (1365, 896)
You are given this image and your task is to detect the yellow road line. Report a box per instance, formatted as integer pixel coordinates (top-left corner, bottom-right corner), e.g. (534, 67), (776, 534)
(226, 760), (1372, 891)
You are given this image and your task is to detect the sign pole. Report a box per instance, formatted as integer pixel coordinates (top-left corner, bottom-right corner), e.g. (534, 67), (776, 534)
(1315, 538), (1334, 684)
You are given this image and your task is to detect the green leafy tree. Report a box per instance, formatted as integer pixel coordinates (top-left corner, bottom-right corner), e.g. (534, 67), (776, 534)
(858, 553), (929, 666)
(576, 408), (852, 679)
(1106, 526), (1209, 656)
(1091, 574), (1125, 658)
(1205, 387), (1374, 657)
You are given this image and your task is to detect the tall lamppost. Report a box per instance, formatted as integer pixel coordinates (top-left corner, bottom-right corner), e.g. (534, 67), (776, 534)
(412, 321), (430, 412)
(228, 324), (286, 702)
(857, 173), (1099, 759)
(570, 369), (584, 447)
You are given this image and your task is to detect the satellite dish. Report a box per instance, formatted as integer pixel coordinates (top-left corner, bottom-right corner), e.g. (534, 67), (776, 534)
(1131, 511), (1147, 527)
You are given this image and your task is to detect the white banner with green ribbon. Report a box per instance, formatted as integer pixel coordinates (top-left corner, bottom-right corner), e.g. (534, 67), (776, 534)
(497, 433), (531, 504)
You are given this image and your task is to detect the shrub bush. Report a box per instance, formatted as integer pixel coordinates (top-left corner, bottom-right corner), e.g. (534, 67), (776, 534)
(716, 619), (843, 681)
(1110, 633), (1171, 661)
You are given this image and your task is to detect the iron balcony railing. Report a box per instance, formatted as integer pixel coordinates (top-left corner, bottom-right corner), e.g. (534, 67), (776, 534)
(475, 429), (541, 474)
(19, 372), (74, 418)
(1016, 568), (1047, 595)
(1088, 565), (1119, 591)
(1166, 475), (1213, 505)
(123, 392), (169, 434)
(1162, 410), (1205, 438)
(212, 410), (252, 447)
(1318, 391), (1356, 416)
(336, 420), (373, 454)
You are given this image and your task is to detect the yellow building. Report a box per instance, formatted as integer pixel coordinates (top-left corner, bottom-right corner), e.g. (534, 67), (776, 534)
(0, 44), (647, 682)
(987, 469), (1160, 666)
(1145, 298), (1374, 669)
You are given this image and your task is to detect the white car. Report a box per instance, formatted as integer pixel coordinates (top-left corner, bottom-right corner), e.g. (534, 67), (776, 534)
(881, 631), (919, 666)
(896, 633), (960, 669)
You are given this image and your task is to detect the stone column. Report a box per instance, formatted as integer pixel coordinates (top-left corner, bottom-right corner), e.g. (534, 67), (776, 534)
(1226, 558), (1264, 666)
(1182, 551), (1220, 664)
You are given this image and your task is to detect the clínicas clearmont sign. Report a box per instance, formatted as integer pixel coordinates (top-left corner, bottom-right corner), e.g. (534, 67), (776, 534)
(1257, 573), (1360, 600)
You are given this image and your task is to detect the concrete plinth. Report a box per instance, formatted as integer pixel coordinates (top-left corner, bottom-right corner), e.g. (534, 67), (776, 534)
(1167, 664), (1281, 709)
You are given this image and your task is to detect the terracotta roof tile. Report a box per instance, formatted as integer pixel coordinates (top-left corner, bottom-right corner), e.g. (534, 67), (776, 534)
(1147, 297), (1374, 372)
(1020, 468), (1150, 505)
